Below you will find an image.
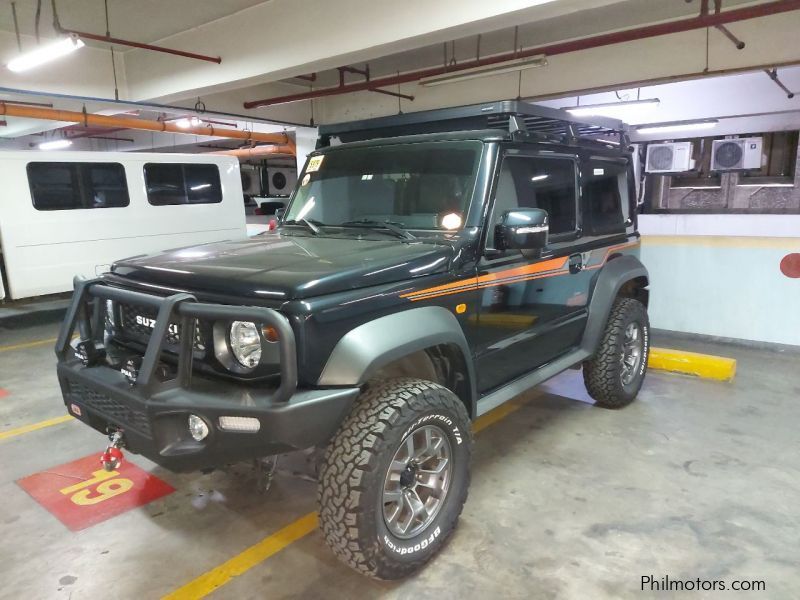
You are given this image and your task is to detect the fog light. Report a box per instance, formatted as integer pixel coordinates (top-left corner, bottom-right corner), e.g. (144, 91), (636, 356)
(218, 416), (261, 433)
(188, 414), (209, 441)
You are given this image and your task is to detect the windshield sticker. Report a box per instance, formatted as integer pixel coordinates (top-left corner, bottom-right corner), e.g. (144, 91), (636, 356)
(301, 173), (311, 186)
(593, 168), (605, 175)
(306, 155), (324, 172)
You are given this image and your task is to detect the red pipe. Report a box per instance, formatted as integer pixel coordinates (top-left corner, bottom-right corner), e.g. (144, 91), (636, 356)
(63, 29), (222, 64)
(244, 0), (800, 108)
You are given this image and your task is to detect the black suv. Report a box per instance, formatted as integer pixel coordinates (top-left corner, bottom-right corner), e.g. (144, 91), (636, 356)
(56, 101), (650, 579)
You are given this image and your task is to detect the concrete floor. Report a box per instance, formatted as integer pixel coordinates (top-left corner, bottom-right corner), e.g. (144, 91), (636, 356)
(1, 316), (798, 599)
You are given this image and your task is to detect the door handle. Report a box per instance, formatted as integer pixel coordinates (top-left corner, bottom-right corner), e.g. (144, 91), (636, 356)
(568, 253), (583, 274)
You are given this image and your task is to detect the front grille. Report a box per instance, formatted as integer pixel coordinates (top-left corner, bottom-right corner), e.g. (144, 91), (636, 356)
(117, 302), (206, 353)
(66, 380), (152, 437)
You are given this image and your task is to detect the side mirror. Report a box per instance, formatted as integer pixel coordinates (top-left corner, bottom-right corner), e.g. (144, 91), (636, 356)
(495, 208), (549, 251)
(274, 207), (286, 221)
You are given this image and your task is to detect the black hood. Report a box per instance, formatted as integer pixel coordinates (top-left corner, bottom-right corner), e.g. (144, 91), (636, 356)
(111, 232), (454, 301)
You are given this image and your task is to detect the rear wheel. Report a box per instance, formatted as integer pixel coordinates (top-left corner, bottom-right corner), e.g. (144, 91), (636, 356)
(583, 297), (649, 408)
(318, 378), (472, 579)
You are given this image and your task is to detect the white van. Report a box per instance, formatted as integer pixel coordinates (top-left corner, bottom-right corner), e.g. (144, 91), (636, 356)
(0, 151), (246, 300)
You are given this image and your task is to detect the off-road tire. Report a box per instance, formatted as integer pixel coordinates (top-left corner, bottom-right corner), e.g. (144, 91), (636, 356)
(583, 297), (649, 408)
(318, 377), (472, 580)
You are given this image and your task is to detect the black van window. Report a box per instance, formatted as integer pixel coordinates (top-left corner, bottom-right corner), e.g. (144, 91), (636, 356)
(583, 161), (627, 236)
(28, 162), (129, 210)
(145, 163), (222, 205)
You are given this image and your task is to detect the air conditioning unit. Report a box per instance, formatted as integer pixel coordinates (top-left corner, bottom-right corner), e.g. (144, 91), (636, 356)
(240, 165), (262, 196)
(645, 142), (695, 173)
(267, 167), (296, 196)
(711, 137), (763, 171)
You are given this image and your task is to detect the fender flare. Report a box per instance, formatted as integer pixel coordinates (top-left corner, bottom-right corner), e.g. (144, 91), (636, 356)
(317, 306), (477, 416)
(580, 254), (649, 356)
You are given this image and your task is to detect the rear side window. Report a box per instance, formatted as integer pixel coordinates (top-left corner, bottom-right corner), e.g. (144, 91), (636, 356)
(144, 163), (222, 205)
(582, 161), (628, 236)
(28, 162), (129, 210)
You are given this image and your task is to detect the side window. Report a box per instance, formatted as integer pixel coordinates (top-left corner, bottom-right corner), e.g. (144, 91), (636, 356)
(583, 161), (627, 236)
(84, 163), (129, 208)
(185, 164), (222, 204)
(487, 155), (577, 248)
(29, 162), (129, 211)
(144, 163), (222, 205)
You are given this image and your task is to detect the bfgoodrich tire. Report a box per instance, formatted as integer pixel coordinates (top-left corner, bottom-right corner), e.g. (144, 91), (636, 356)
(318, 377), (472, 580)
(583, 297), (650, 408)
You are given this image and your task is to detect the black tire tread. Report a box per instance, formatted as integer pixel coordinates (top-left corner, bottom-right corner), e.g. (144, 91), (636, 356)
(583, 297), (648, 409)
(317, 377), (471, 579)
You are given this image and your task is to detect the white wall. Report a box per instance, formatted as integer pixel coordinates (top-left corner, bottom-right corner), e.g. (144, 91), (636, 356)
(641, 235), (800, 346)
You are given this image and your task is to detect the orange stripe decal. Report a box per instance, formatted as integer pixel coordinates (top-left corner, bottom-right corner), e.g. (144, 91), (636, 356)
(399, 277), (478, 299)
(476, 256), (567, 285)
(402, 239), (639, 302)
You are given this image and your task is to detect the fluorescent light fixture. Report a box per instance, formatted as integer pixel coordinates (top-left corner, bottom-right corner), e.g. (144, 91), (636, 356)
(566, 98), (660, 118)
(530, 174), (549, 182)
(420, 55), (547, 87)
(635, 119), (718, 135)
(7, 35), (84, 72)
(38, 139), (72, 150)
(175, 116), (202, 129)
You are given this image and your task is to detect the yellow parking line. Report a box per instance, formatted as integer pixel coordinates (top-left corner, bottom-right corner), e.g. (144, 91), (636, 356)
(0, 415), (73, 442)
(0, 337), (58, 353)
(163, 512), (318, 600)
(473, 398), (526, 433)
(163, 395), (533, 599)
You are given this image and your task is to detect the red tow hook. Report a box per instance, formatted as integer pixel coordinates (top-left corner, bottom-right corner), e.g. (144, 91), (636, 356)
(100, 431), (125, 472)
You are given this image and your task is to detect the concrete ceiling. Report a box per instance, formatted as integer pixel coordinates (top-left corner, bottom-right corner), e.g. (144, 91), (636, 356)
(0, 0), (267, 49)
(0, 0), (798, 152)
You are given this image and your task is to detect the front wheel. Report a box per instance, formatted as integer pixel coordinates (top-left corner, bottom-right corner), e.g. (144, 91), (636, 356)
(318, 378), (472, 579)
(583, 297), (650, 408)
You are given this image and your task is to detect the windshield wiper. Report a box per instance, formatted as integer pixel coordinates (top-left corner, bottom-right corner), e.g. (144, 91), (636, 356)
(284, 218), (321, 235)
(340, 219), (416, 241)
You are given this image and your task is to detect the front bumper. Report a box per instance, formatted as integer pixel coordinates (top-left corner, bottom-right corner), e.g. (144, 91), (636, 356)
(55, 278), (359, 472)
(58, 359), (358, 471)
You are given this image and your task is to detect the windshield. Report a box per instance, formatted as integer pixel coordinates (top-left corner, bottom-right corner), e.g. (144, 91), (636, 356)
(284, 141), (481, 231)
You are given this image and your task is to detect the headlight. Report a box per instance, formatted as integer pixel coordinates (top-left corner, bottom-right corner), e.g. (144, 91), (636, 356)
(229, 321), (262, 368)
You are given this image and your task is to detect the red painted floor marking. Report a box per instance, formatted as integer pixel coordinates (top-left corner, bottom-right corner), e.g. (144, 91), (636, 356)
(0, 388), (9, 399)
(17, 453), (175, 531)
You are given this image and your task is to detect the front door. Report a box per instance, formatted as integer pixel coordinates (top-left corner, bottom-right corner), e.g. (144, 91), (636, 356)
(474, 151), (588, 393)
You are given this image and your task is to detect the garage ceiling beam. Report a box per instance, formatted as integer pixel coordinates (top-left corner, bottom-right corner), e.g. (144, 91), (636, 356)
(243, 0), (800, 109)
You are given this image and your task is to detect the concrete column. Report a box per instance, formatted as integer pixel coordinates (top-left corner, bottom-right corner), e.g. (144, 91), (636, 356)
(294, 127), (319, 174)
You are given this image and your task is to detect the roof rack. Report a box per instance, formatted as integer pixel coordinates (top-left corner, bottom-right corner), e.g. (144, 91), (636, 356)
(317, 100), (629, 148)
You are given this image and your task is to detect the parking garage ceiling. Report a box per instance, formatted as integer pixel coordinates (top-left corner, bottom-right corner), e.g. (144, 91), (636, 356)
(0, 0), (799, 148)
